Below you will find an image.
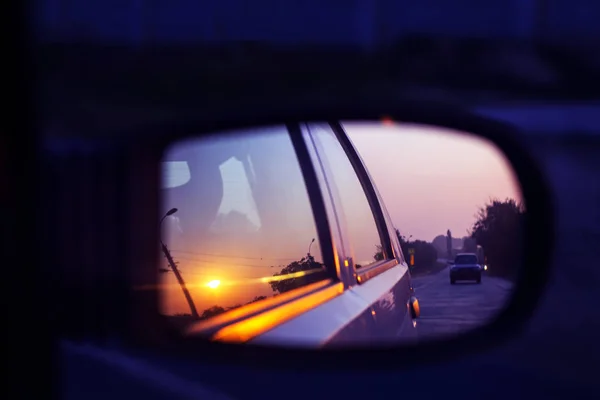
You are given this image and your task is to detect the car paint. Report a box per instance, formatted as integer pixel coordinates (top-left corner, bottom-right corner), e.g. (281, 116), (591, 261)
(248, 122), (418, 345)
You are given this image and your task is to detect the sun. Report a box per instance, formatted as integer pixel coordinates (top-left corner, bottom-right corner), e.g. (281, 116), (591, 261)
(206, 280), (221, 289)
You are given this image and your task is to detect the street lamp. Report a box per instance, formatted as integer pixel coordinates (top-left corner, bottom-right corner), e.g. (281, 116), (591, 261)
(308, 238), (315, 257)
(159, 208), (178, 244)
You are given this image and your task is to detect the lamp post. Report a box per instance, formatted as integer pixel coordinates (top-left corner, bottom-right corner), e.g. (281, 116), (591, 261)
(160, 208), (199, 319)
(308, 238), (315, 257)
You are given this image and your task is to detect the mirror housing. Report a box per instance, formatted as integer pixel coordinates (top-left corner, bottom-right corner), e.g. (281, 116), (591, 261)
(46, 98), (554, 372)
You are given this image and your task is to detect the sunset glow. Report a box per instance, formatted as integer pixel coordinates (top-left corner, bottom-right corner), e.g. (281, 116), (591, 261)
(206, 279), (221, 289)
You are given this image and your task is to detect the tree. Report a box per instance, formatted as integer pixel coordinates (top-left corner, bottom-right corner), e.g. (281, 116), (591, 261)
(409, 240), (438, 269)
(395, 228), (411, 256)
(248, 295), (267, 304)
(470, 198), (524, 279)
(462, 236), (478, 253)
(269, 254), (325, 294)
(200, 305), (226, 319)
(374, 245), (385, 261)
(372, 229), (409, 260)
(373, 229), (437, 270)
(432, 235), (447, 255)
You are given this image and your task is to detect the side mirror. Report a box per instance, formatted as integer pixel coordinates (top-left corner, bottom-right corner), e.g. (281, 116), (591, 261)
(448, 260), (454, 265)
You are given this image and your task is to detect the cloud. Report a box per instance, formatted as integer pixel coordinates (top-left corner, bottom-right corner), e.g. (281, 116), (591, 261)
(171, 216), (184, 234)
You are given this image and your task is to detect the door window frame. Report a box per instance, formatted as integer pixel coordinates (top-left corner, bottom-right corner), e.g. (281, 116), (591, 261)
(308, 121), (399, 284)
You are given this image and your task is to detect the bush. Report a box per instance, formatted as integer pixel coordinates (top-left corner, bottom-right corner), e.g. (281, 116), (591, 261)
(408, 240), (438, 269)
(470, 198), (524, 279)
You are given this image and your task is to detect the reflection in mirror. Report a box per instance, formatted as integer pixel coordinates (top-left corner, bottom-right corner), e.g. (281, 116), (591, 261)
(159, 126), (329, 334)
(157, 120), (522, 347)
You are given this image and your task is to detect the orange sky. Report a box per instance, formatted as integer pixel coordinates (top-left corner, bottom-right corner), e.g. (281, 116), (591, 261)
(159, 121), (521, 316)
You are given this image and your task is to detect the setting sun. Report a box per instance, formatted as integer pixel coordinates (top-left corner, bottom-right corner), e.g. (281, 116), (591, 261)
(207, 280), (221, 289)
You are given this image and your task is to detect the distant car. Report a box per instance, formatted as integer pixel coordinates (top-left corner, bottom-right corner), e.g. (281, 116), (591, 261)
(449, 253), (482, 284)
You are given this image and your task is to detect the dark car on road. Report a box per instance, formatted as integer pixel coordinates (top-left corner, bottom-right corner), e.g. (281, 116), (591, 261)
(449, 253), (482, 284)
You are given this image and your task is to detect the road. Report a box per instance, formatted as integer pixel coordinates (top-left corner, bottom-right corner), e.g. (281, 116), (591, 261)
(412, 263), (514, 341)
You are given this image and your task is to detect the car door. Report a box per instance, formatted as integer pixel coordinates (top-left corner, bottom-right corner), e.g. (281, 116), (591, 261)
(303, 121), (417, 343)
(161, 122), (414, 346)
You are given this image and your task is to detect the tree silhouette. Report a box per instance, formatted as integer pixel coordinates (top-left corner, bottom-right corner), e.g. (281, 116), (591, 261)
(416, 241), (437, 267)
(269, 254), (325, 294)
(432, 234), (447, 255)
(396, 229), (408, 247)
(395, 228), (413, 259)
(374, 245), (385, 261)
(374, 230), (437, 269)
(200, 305), (226, 319)
(248, 295), (267, 303)
(470, 198), (524, 279)
(462, 236), (478, 253)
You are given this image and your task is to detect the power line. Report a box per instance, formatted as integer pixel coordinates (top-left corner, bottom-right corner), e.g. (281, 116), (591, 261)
(170, 249), (300, 262)
(172, 255), (285, 269)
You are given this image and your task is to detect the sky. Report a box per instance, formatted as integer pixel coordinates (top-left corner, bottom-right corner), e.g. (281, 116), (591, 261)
(343, 121), (521, 242)
(158, 121), (521, 316)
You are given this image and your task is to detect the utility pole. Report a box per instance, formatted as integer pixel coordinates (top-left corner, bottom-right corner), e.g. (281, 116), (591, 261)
(159, 208), (199, 319)
(161, 242), (200, 320)
(446, 229), (453, 260)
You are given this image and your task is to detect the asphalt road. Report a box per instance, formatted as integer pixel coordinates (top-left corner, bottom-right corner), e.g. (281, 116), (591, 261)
(411, 265), (514, 341)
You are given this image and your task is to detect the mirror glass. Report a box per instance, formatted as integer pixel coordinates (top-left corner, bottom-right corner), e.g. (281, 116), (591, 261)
(158, 121), (523, 347)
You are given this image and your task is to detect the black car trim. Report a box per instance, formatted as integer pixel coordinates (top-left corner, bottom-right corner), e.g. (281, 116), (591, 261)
(287, 122), (339, 282)
(302, 123), (351, 287)
(328, 121), (396, 282)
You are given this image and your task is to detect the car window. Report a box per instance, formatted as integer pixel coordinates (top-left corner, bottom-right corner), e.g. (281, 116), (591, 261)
(455, 254), (478, 264)
(160, 125), (328, 325)
(306, 123), (384, 269)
